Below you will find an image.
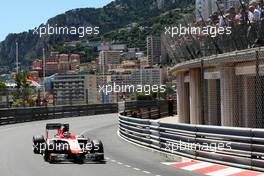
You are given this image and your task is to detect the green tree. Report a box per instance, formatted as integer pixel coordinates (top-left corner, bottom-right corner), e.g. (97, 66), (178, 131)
(0, 81), (6, 89)
(0, 81), (7, 98)
(12, 71), (34, 107)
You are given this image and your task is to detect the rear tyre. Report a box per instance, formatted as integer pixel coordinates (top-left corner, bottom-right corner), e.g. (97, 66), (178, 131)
(43, 153), (49, 162)
(92, 140), (104, 161)
(74, 154), (85, 164)
(96, 154), (104, 162)
(33, 135), (45, 154)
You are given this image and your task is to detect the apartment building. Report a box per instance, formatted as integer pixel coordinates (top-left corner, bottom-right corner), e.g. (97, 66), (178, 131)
(196, 0), (220, 20)
(109, 67), (167, 87)
(223, 0), (240, 12)
(147, 35), (162, 66)
(196, 0), (240, 20)
(98, 50), (122, 74)
(53, 73), (97, 105)
(32, 52), (81, 77)
(130, 67), (167, 85)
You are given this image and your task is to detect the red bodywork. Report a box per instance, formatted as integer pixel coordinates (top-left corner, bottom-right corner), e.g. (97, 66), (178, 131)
(45, 126), (81, 154)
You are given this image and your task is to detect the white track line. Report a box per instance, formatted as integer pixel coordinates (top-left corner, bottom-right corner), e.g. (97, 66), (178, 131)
(161, 162), (180, 165)
(207, 167), (242, 176)
(181, 162), (214, 171)
(108, 155), (161, 175)
(143, 171), (151, 174)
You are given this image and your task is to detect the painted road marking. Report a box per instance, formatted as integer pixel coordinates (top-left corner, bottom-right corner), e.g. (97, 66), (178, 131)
(143, 171), (151, 174)
(162, 160), (263, 176)
(208, 167), (243, 176)
(108, 157), (162, 175)
(182, 162), (214, 171)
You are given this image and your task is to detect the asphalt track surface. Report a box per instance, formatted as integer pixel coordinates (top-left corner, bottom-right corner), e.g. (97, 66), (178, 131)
(0, 114), (201, 176)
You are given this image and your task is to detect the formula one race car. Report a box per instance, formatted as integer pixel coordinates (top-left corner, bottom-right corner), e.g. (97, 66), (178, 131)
(32, 123), (104, 163)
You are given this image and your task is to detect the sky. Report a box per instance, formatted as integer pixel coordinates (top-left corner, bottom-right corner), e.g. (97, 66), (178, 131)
(0, 0), (113, 42)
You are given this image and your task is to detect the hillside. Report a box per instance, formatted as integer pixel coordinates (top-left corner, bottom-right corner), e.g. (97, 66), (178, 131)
(0, 0), (194, 68)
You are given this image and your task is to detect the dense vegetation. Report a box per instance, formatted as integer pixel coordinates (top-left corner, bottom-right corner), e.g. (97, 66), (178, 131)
(12, 71), (35, 107)
(0, 0), (194, 68)
(0, 81), (6, 89)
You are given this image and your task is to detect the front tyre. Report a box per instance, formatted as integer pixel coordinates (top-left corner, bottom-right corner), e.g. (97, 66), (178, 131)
(43, 153), (55, 163)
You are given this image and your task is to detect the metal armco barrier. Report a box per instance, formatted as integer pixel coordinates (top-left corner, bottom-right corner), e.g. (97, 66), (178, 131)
(119, 114), (264, 172)
(124, 100), (177, 119)
(0, 104), (118, 125)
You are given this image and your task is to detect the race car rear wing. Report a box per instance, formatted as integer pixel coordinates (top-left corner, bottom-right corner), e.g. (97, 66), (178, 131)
(45, 123), (69, 139)
(46, 123), (69, 131)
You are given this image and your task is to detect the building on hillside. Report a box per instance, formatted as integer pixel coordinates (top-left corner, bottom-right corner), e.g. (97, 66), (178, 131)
(79, 61), (97, 73)
(130, 67), (167, 85)
(196, 0), (219, 20)
(95, 67), (168, 103)
(196, 0), (240, 20)
(108, 67), (167, 87)
(32, 52), (80, 76)
(98, 51), (122, 74)
(52, 73), (97, 105)
(157, 0), (165, 9)
(57, 54), (80, 73)
(223, 0), (240, 12)
(147, 35), (164, 66)
(97, 43), (127, 52)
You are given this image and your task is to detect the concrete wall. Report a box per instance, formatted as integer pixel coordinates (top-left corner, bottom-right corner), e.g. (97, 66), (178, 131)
(174, 60), (263, 127)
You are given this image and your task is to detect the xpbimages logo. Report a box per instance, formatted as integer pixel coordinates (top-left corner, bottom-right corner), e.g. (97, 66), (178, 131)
(98, 83), (167, 96)
(32, 24), (100, 38)
(165, 24), (232, 38)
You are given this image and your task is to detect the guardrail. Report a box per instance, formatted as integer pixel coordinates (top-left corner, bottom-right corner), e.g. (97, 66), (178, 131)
(119, 114), (264, 172)
(0, 103), (118, 125)
(123, 100), (177, 119)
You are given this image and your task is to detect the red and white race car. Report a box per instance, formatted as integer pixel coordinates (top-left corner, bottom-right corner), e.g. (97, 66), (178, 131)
(32, 123), (104, 163)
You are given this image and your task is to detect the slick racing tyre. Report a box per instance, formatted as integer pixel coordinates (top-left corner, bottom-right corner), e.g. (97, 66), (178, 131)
(33, 135), (45, 154)
(92, 139), (104, 161)
(43, 153), (55, 164)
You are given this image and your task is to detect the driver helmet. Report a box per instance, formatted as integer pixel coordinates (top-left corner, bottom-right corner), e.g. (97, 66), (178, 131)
(63, 131), (70, 138)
